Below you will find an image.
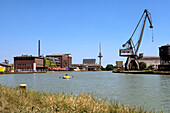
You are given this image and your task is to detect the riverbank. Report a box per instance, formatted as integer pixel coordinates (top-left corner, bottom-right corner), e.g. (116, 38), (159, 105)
(0, 85), (152, 113)
(1, 71), (76, 75)
(113, 70), (170, 75)
(2, 71), (47, 74)
(1, 70), (88, 75)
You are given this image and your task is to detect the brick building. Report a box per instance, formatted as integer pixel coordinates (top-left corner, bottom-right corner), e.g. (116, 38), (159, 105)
(158, 44), (170, 71)
(14, 55), (44, 72)
(41, 54), (72, 68)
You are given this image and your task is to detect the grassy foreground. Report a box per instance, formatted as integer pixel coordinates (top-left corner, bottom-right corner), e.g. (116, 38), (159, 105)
(0, 85), (153, 113)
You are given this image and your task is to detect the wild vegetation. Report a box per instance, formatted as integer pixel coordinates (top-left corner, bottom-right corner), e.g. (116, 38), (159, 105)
(139, 62), (147, 70)
(0, 85), (154, 113)
(101, 64), (117, 71)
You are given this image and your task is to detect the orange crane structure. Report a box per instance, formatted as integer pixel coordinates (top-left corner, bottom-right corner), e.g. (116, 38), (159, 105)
(119, 9), (153, 70)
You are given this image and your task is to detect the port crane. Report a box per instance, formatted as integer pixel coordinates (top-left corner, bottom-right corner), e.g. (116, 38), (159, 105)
(119, 9), (153, 70)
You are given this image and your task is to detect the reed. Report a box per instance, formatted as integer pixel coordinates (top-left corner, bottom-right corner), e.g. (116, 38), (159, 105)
(0, 85), (154, 113)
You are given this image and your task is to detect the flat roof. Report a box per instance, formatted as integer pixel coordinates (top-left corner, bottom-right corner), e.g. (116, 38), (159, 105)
(83, 59), (96, 60)
(160, 44), (170, 47)
(41, 54), (71, 57)
(15, 55), (38, 57)
(138, 56), (160, 60)
(45, 54), (65, 57)
(14, 56), (43, 59)
(72, 64), (100, 67)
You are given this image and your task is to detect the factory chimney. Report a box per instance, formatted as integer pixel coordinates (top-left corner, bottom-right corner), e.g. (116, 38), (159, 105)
(38, 40), (40, 57)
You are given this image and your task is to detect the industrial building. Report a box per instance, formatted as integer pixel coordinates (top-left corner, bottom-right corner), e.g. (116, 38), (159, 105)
(137, 53), (160, 69)
(137, 56), (160, 69)
(83, 59), (96, 64)
(14, 55), (44, 72)
(158, 44), (170, 71)
(41, 54), (72, 69)
(0, 60), (13, 72)
(83, 59), (100, 71)
(116, 61), (123, 68)
(72, 59), (100, 71)
(71, 43), (103, 71)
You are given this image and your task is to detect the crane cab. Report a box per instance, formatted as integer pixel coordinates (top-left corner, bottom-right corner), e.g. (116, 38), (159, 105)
(119, 49), (134, 56)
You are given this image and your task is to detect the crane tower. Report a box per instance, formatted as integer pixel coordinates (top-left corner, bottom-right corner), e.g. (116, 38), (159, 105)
(119, 9), (153, 70)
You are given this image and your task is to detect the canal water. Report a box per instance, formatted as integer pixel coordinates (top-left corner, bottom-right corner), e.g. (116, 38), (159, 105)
(0, 71), (170, 112)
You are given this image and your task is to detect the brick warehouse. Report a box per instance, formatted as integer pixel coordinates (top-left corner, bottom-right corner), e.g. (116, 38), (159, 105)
(14, 55), (44, 72)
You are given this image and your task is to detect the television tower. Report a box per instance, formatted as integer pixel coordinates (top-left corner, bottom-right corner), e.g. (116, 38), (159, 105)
(98, 42), (103, 68)
(38, 40), (40, 57)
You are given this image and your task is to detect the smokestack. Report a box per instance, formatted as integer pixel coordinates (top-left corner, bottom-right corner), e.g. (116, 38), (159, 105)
(38, 40), (40, 57)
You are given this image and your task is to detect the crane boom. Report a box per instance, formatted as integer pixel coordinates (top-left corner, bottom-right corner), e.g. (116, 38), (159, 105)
(122, 12), (145, 48)
(135, 9), (153, 55)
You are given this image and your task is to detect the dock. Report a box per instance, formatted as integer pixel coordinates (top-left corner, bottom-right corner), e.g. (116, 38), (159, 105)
(113, 70), (170, 75)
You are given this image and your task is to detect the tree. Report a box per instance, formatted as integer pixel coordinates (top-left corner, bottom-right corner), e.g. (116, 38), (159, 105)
(6, 66), (9, 72)
(148, 64), (154, 70)
(101, 66), (105, 71)
(139, 62), (147, 70)
(43, 59), (46, 68)
(105, 64), (114, 71)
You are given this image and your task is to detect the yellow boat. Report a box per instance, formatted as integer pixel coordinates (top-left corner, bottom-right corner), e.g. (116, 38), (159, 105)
(62, 74), (72, 79)
(0, 67), (5, 74)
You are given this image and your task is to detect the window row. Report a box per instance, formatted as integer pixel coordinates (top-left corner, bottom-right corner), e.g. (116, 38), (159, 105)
(16, 60), (32, 63)
(17, 64), (32, 67)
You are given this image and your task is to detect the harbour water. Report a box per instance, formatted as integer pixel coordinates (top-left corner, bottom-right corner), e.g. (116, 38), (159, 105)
(0, 71), (170, 112)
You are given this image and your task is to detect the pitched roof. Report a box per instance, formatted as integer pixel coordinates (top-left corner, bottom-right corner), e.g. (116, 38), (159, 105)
(0, 63), (12, 67)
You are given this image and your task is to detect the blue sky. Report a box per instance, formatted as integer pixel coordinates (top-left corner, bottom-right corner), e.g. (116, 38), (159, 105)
(0, 0), (170, 67)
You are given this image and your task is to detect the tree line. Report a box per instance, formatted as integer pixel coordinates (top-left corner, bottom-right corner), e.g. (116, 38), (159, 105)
(101, 64), (117, 71)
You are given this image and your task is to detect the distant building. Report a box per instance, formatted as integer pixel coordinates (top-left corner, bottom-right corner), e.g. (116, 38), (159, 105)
(85, 64), (100, 71)
(137, 53), (160, 69)
(41, 54), (72, 68)
(116, 61), (123, 68)
(72, 64), (100, 71)
(72, 64), (85, 70)
(83, 59), (96, 64)
(14, 55), (44, 72)
(158, 44), (170, 71)
(0, 60), (13, 72)
(72, 59), (100, 71)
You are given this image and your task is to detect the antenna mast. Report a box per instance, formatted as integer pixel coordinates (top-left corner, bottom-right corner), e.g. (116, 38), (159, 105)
(98, 42), (103, 69)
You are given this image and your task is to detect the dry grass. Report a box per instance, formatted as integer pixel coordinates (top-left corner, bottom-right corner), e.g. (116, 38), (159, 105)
(0, 85), (153, 113)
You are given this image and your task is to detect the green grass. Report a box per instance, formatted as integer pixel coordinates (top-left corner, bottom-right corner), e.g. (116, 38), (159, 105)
(0, 85), (154, 113)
